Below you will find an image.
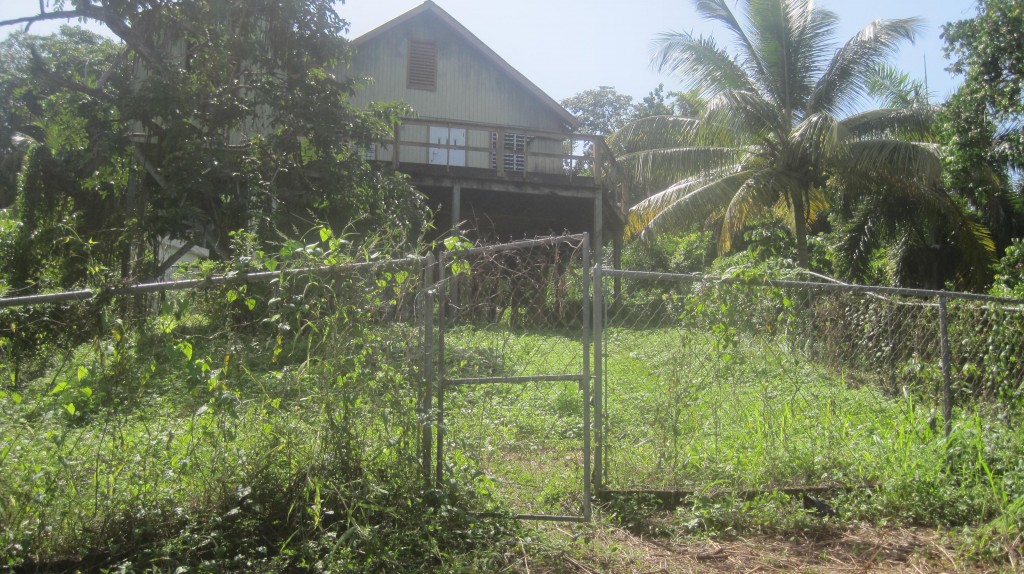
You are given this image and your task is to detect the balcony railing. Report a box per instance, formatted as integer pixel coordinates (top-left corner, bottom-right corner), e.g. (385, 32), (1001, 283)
(376, 118), (627, 212)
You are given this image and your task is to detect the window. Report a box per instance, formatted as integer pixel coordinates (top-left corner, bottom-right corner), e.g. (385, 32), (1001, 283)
(407, 40), (437, 91)
(428, 126), (466, 166)
(492, 132), (527, 172)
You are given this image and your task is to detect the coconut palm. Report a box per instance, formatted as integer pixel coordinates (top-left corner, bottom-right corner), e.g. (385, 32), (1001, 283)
(828, 65), (997, 288)
(611, 0), (992, 277)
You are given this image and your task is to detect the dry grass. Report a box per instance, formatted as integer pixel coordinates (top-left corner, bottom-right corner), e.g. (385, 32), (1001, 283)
(518, 522), (1011, 574)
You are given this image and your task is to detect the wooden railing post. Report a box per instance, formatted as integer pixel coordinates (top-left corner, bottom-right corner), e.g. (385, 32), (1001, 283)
(496, 129), (506, 177)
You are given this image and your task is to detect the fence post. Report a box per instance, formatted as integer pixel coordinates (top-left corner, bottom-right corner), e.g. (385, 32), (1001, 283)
(421, 254), (435, 484)
(581, 233), (592, 521)
(592, 257), (604, 493)
(939, 293), (953, 440)
(435, 252), (448, 488)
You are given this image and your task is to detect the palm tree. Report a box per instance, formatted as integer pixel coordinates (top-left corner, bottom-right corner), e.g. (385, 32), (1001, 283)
(611, 0), (992, 277)
(827, 65), (996, 289)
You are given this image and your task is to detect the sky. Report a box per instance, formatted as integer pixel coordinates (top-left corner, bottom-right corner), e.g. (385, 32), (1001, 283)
(1, 0), (980, 105)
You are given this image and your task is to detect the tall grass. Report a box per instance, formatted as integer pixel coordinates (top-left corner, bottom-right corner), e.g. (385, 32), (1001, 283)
(0, 263), (519, 571)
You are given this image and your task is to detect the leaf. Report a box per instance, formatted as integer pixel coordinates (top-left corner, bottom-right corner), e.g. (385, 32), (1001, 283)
(64, 403), (76, 415)
(50, 381), (70, 395)
(226, 289), (238, 303)
(319, 227), (331, 242)
(178, 341), (193, 361)
(245, 298), (256, 311)
(77, 365), (89, 381)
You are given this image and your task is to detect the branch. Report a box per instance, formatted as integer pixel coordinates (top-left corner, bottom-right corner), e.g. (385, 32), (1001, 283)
(28, 46), (112, 103)
(0, 10), (86, 28)
(1, 5), (170, 76)
(96, 46), (129, 90)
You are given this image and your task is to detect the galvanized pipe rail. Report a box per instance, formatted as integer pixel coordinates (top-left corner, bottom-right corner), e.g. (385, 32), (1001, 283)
(0, 257), (428, 309)
(601, 269), (1024, 306)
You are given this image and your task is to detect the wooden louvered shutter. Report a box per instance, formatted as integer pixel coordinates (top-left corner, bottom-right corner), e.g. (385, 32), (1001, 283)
(407, 40), (437, 91)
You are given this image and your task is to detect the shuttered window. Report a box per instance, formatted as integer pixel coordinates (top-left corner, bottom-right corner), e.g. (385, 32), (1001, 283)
(407, 40), (437, 91)
(491, 132), (527, 172)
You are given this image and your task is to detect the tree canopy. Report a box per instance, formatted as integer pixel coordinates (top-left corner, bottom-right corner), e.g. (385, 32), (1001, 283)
(608, 0), (994, 288)
(941, 0), (1024, 251)
(0, 0), (424, 292)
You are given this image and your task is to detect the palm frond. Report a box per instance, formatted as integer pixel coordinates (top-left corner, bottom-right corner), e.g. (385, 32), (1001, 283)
(720, 170), (786, 252)
(626, 167), (756, 239)
(651, 31), (755, 96)
(832, 201), (885, 281)
(745, 0), (838, 116)
(615, 146), (748, 198)
(866, 63), (931, 108)
(703, 89), (785, 141)
(808, 18), (922, 116)
(792, 112), (842, 166)
(841, 106), (938, 141)
(607, 115), (708, 155)
(840, 139), (942, 185)
(693, 0), (771, 94)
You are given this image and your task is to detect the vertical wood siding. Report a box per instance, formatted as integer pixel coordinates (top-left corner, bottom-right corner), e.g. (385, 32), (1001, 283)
(347, 16), (569, 133)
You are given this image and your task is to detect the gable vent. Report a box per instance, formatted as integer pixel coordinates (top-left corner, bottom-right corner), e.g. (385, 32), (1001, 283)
(407, 40), (437, 91)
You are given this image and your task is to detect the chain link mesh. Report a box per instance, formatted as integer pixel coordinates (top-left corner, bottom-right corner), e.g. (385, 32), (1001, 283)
(0, 258), (431, 552)
(599, 272), (1024, 492)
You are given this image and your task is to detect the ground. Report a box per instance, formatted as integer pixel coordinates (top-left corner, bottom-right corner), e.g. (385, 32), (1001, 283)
(519, 522), (1014, 573)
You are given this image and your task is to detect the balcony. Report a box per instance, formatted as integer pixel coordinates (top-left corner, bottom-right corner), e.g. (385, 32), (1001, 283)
(373, 118), (627, 213)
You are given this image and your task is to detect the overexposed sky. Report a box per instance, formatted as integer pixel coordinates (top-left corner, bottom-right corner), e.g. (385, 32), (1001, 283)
(1, 0), (978, 104)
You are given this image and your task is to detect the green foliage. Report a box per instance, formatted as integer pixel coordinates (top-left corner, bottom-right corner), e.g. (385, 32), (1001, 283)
(991, 238), (1024, 298)
(0, 233), (519, 571)
(621, 230), (714, 275)
(941, 0), (1024, 249)
(562, 84), (703, 140)
(0, 2), (427, 285)
(561, 86), (637, 136)
(611, 0), (992, 282)
(0, 27), (130, 295)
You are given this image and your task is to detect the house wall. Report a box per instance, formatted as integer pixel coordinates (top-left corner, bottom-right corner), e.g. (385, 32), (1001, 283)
(347, 15), (569, 133)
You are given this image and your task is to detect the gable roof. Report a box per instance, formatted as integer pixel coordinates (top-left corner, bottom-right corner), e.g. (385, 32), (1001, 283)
(352, 1), (578, 128)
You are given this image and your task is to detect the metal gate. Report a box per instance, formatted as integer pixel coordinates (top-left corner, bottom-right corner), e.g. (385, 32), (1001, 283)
(429, 234), (592, 521)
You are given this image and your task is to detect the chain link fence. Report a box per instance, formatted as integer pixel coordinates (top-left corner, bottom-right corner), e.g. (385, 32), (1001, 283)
(5, 235), (1024, 540)
(595, 269), (1024, 494)
(0, 257), (433, 558)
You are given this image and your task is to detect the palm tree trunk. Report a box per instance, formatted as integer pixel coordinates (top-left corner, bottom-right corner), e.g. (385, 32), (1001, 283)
(791, 188), (810, 269)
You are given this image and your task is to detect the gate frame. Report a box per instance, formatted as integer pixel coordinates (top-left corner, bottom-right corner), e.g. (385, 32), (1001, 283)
(429, 233), (593, 522)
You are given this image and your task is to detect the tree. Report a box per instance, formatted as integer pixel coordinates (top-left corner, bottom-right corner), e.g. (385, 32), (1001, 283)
(0, 0), (424, 283)
(610, 0), (991, 281)
(561, 86), (637, 136)
(941, 0), (1024, 251)
(562, 85), (704, 138)
(0, 27), (131, 291)
(821, 64), (995, 290)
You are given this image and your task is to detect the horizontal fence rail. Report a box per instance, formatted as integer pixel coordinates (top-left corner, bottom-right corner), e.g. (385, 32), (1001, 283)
(0, 257), (428, 308)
